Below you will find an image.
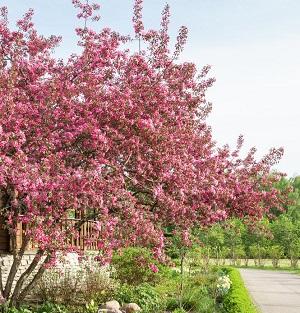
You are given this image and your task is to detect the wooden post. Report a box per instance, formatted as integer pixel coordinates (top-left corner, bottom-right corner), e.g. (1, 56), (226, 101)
(15, 222), (23, 251)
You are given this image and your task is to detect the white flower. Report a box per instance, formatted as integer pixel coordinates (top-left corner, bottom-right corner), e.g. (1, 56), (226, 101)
(216, 274), (232, 296)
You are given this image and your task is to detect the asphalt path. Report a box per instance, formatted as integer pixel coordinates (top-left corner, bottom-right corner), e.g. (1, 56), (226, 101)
(239, 268), (300, 313)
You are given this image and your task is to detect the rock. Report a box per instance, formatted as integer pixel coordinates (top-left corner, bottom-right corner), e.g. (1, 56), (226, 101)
(121, 303), (142, 313)
(99, 300), (121, 310)
(98, 309), (122, 313)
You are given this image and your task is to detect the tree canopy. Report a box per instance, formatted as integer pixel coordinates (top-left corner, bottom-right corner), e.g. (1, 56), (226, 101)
(0, 0), (286, 303)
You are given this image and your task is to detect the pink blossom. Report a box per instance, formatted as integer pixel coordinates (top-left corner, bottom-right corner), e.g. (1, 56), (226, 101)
(149, 263), (159, 273)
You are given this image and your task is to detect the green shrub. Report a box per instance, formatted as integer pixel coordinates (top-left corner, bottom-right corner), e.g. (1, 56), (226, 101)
(111, 247), (160, 286)
(113, 284), (135, 304)
(114, 283), (165, 313)
(222, 267), (258, 313)
(181, 282), (216, 313)
(134, 284), (165, 312)
(165, 297), (178, 311)
(163, 285), (216, 313)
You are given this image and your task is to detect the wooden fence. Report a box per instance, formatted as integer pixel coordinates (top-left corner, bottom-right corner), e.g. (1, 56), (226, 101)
(0, 218), (99, 252)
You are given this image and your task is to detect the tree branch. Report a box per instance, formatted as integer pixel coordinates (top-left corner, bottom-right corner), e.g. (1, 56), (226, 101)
(16, 254), (51, 305)
(0, 259), (4, 297)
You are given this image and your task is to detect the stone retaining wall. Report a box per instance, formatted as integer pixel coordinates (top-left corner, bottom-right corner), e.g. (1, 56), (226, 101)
(0, 252), (89, 295)
(0, 253), (40, 288)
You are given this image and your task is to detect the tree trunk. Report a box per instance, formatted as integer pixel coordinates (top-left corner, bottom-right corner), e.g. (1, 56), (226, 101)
(179, 252), (185, 309)
(0, 259), (4, 297)
(16, 260), (49, 306)
(3, 236), (29, 300)
(10, 250), (45, 306)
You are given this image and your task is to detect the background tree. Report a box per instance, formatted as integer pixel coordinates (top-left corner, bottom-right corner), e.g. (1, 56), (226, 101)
(243, 219), (272, 254)
(286, 176), (300, 220)
(271, 216), (297, 255)
(198, 176), (299, 268)
(223, 219), (245, 266)
(198, 223), (224, 265)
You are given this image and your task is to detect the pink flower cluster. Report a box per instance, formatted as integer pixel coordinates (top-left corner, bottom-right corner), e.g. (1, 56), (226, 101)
(149, 263), (159, 273)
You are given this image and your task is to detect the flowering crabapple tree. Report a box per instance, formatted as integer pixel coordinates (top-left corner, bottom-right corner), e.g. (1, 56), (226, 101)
(0, 0), (285, 305)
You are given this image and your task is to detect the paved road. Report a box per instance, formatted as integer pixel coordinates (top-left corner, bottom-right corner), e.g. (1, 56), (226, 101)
(239, 269), (300, 313)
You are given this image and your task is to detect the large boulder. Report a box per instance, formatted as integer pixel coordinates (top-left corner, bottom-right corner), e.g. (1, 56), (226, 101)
(98, 300), (122, 313)
(121, 303), (142, 312)
(99, 300), (121, 310)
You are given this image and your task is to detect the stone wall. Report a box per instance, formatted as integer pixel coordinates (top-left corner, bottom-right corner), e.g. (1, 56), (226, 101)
(0, 253), (40, 289)
(0, 252), (88, 296)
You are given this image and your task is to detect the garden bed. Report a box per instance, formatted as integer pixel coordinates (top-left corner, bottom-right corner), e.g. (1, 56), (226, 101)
(1, 248), (245, 313)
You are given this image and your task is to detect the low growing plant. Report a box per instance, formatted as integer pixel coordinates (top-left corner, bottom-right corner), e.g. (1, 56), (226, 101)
(113, 283), (165, 313)
(35, 302), (69, 313)
(172, 308), (187, 313)
(83, 300), (98, 313)
(1, 303), (69, 313)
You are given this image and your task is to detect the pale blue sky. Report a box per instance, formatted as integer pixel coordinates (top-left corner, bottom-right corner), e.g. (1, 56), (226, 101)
(3, 0), (300, 176)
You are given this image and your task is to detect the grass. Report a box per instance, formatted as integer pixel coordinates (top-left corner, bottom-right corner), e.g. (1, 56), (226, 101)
(209, 258), (292, 267)
(221, 267), (260, 313)
(235, 264), (300, 274)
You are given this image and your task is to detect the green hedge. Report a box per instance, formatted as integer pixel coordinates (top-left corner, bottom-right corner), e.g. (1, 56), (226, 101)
(222, 267), (259, 313)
